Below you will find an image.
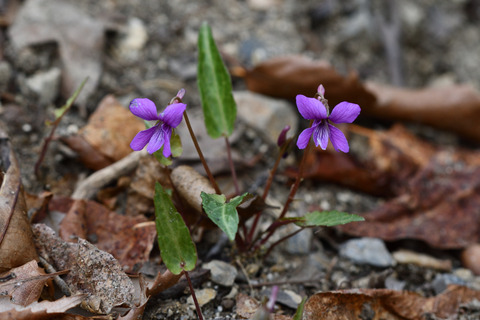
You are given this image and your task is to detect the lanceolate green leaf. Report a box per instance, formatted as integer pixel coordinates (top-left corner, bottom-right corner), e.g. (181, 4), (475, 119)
(295, 210), (364, 227)
(197, 21), (237, 138)
(200, 192), (248, 240)
(154, 182), (197, 274)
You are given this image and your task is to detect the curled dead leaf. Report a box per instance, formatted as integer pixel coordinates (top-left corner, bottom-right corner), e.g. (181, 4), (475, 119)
(171, 165), (216, 213)
(0, 128), (38, 272)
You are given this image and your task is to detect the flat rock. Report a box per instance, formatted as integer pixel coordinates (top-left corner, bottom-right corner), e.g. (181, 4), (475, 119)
(339, 237), (396, 267)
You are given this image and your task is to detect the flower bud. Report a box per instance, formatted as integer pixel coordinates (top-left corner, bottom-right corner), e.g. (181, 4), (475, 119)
(277, 125), (291, 147)
(317, 84), (325, 96)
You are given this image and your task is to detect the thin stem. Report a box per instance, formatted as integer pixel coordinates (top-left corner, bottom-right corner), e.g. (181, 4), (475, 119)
(183, 111), (221, 194)
(34, 122), (57, 178)
(252, 122), (314, 252)
(184, 270), (204, 320)
(263, 228), (304, 260)
(247, 143), (288, 244)
(224, 136), (240, 195)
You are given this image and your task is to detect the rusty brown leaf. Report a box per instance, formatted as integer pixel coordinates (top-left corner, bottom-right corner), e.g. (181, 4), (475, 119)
(32, 224), (135, 314)
(51, 197), (156, 273)
(0, 129), (38, 273)
(63, 95), (144, 170)
(303, 285), (480, 320)
(244, 55), (376, 109)
(0, 260), (67, 306)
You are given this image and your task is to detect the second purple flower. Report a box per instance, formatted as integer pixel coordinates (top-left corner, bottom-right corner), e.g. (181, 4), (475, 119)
(296, 87), (360, 153)
(129, 98), (186, 157)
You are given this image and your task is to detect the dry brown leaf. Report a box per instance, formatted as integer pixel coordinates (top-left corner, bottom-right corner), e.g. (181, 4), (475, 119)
(244, 55), (376, 109)
(63, 95), (144, 170)
(146, 269), (183, 297)
(339, 155), (480, 249)
(51, 197), (156, 274)
(365, 82), (480, 142)
(303, 285), (480, 320)
(0, 294), (87, 320)
(0, 128), (38, 272)
(32, 224), (135, 314)
(0, 260), (67, 306)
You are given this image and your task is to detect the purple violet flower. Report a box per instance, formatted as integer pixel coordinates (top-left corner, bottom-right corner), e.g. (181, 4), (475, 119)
(129, 98), (186, 157)
(296, 88), (360, 153)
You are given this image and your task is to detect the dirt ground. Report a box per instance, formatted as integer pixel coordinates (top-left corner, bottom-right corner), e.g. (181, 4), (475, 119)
(1, 0), (480, 319)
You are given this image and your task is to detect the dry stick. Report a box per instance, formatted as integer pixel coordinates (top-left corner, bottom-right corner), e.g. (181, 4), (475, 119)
(183, 111), (221, 195)
(224, 136), (240, 195)
(184, 270), (204, 320)
(38, 256), (71, 297)
(72, 149), (147, 199)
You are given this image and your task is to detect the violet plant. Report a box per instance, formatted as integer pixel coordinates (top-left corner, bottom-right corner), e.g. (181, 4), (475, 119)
(128, 21), (364, 319)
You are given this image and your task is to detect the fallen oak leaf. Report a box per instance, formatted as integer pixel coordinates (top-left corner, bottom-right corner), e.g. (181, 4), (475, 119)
(0, 260), (68, 307)
(0, 128), (38, 272)
(32, 224), (135, 314)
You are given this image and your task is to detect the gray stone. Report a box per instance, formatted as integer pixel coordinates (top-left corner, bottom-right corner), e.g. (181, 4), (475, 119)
(284, 226), (312, 255)
(431, 273), (466, 295)
(203, 260), (238, 287)
(339, 237), (396, 267)
(25, 67), (61, 105)
(235, 91), (298, 145)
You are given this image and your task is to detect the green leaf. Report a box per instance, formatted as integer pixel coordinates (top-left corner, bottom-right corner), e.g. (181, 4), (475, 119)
(200, 192), (248, 240)
(292, 297), (307, 320)
(154, 182), (197, 274)
(197, 21), (237, 139)
(153, 130), (183, 166)
(295, 210), (365, 227)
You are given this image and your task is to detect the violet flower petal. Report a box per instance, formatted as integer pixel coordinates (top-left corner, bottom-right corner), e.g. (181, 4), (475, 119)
(328, 101), (361, 124)
(160, 103), (186, 127)
(296, 126), (315, 149)
(130, 126), (156, 151)
(296, 95), (327, 120)
(161, 125), (173, 158)
(328, 124), (349, 152)
(312, 121), (330, 150)
(130, 98), (160, 121)
(146, 125), (166, 154)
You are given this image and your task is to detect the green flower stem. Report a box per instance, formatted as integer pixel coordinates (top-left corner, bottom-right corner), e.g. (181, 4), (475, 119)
(183, 110), (221, 194)
(184, 270), (204, 320)
(225, 136), (240, 195)
(246, 142), (288, 244)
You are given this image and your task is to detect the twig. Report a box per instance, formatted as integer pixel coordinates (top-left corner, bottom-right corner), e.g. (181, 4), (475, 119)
(38, 256), (71, 296)
(72, 149), (147, 199)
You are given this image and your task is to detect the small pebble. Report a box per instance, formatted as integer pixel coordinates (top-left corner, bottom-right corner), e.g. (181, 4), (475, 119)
(203, 260), (238, 287)
(187, 288), (216, 307)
